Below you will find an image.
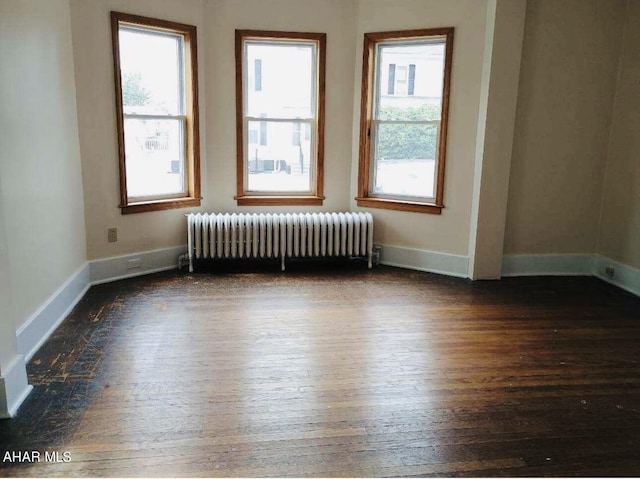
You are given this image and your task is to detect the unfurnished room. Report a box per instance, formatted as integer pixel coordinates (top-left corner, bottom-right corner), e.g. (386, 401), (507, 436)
(1, 0), (640, 477)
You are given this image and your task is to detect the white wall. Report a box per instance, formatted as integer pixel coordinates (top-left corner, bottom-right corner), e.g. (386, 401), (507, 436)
(70, 0), (208, 260)
(0, 0), (88, 332)
(598, 0), (640, 271)
(0, 176), (18, 373)
(350, 0), (488, 257)
(504, 0), (625, 256)
(0, 175), (30, 419)
(468, 0), (526, 279)
(0, 0), (86, 416)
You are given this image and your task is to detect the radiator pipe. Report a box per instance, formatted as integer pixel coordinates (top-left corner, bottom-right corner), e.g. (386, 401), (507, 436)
(177, 253), (188, 270)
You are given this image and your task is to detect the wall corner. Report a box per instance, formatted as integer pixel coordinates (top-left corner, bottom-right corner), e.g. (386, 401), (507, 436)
(468, 0), (527, 280)
(0, 355), (32, 419)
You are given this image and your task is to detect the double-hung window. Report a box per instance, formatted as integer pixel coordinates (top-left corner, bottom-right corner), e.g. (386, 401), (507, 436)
(111, 12), (201, 214)
(357, 28), (454, 214)
(235, 30), (326, 206)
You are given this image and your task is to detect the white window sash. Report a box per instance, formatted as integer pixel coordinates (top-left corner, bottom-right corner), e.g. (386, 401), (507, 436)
(124, 115), (188, 201)
(369, 119), (441, 202)
(242, 38), (319, 196)
(243, 118), (317, 195)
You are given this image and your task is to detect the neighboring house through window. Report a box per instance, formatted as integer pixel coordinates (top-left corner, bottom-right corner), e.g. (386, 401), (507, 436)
(387, 64), (417, 96)
(357, 28), (454, 214)
(111, 11), (201, 214)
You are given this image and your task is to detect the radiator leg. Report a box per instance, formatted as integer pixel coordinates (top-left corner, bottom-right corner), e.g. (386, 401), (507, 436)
(189, 253), (193, 273)
(281, 255), (286, 271)
(368, 253), (373, 269)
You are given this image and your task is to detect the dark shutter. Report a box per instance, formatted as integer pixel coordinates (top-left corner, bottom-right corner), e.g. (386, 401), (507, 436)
(408, 64), (416, 96)
(255, 59), (262, 92)
(388, 64), (395, 95)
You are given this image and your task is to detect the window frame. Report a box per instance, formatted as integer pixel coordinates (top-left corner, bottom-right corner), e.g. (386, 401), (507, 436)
(356, 28), (454, 215)
(235, 29), (326, 206)
(111, 11), (201, 214)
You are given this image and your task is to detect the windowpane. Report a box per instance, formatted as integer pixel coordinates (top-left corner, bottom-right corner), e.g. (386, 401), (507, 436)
(119, 27), (183, 116)
(124, 118), (185, 198)
(373, 123), (438, 198)
(377, 42), (445, 120)
(246, 42), (315, 119)
(246, 120), (311, 192)
(373, 122), (438, 198)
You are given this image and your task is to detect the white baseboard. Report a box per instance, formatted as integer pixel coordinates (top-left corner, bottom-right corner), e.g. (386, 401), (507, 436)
(0, 354), (32, 419)
(16, 262), (90, 362)
(4, 246), (185, 417)
(14, 247), (184, 364)
(0, 246), (187, 418)
(502, 253), (640, 299)
(502, 254), (595, 277)
(379, 245), (469, 278)
(89, 246), (186, 285)
(594, 255), (640, 298)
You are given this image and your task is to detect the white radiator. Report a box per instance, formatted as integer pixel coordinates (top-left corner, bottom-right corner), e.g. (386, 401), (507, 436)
(186, 212), (374, 272)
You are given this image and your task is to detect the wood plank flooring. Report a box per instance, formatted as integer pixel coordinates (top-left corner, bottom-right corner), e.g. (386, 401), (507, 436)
(1, 264), (640, 477)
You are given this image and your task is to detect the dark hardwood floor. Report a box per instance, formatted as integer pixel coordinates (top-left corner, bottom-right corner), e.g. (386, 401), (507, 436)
(1, 264), (640, 477)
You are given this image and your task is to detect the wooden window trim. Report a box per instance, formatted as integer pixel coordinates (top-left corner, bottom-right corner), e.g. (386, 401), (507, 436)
(111, 11), (201, 214)
(235, 29), (326, 206)
(235, 196), (324, 207)
(356, 28), (454, 214)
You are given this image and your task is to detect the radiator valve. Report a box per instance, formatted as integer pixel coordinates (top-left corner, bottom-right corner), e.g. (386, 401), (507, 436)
(372, 245), (382, 267)
(177, 253), (188, 270)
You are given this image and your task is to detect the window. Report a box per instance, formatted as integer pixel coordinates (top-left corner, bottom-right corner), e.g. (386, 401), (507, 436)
(254, 59), (262, 91)
(356, 28), (454, 214)
(235, 30), (326, 206)
(388, 64), (417, 96)
(111, 12), (201, 214)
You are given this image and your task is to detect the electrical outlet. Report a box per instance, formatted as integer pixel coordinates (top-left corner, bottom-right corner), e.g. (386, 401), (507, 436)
(127, 258), (141, 270)
(605, 267), (615, 278)
(107, 228), (118, 243)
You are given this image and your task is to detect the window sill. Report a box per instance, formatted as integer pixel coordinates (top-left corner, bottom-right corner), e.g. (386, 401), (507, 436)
(235, 195), (324, 206)
(120, 197), (202, 214)
(355, 197), (443, 214)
